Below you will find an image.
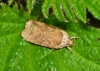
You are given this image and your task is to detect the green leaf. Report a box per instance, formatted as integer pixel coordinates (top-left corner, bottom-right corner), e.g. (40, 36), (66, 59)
(83, 0), (100, 19)
(31, 0), (44, 20)
(1, 3), (100, 71)
(42, 0), (69, 22)
(27, 0), (36, 13)
(8, 0), (14, 5)
(42, 0), (100, 23)
(62, 0), (76, 22)
(68, 0), (86, 23)
(42, 0), (52, 18)
(42, 0), (86, 22)
(52, 0), (68, 22)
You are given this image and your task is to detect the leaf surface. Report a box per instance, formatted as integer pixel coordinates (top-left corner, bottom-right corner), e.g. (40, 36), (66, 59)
(0, 4), (100, 71)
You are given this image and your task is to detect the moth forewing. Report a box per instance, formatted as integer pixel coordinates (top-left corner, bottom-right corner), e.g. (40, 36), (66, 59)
(21, 20), (73, 49)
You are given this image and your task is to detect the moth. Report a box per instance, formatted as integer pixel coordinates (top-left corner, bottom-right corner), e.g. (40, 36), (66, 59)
(21, 20), (73, 49)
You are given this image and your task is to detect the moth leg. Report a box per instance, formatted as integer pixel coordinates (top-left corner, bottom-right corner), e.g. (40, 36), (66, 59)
(67, 47), (74, 54)
(48, 49), (54, 54)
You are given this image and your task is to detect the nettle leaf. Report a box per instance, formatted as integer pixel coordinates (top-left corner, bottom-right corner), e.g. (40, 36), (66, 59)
(42, 0), (52, 18)
(8, 0), (14, 5)
(42, 0), (100, 23)
(69, 0), (86, 23)
(42, 0), (69, 22)
(42, 0), (86, 23)
(1, 3), (100, 71)
(83, 0), (100, 19)
(62, 0), (77, 22)
(27, 0), (36, 14)
(31, 0), (44, 20)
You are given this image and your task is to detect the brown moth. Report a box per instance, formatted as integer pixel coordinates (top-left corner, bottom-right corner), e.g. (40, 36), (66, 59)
(21, 20), (73, 49)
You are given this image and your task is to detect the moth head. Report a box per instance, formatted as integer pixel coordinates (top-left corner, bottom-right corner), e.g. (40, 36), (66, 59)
(66, 38), (73, 47)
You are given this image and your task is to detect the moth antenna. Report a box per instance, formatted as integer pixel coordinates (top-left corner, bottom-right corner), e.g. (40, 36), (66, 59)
(71, 36), (81, 39)
(48, 49), (54, 54)
(67, 47), (74, 54)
